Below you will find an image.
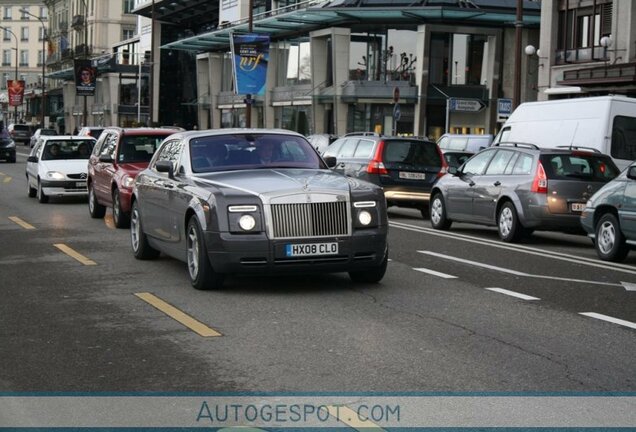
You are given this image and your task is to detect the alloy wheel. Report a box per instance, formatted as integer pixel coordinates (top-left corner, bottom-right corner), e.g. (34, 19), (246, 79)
(130, 208), (140, 252)
(597, 220), (616, 255)
(499, 207), (513, 237)
(431, 198), (442, 225)
(187, 225), (199, 280)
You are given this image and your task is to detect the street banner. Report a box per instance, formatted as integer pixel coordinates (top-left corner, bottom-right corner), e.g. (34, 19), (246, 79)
(230, 33), (270, 96)
(74, 59), (96, 96)
(7, 80), (25, 107)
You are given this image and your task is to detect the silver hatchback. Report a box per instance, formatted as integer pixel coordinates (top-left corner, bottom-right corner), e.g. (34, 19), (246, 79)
(430, 144), (620, 242)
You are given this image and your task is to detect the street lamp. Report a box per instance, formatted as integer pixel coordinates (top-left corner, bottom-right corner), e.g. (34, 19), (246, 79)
(0, 26), (18, 123)
(19, 7), (46, 127)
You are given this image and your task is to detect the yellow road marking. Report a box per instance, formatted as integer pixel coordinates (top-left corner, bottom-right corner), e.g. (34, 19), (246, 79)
(326, 406), (386, 431)
(0, 171), (5, 176)
(53, 243), (97, 266)
(8, 216), (36, 230)
(135, 292), (222, 337)
(104, 213), (115, 229)
(2, 176), (11, 183)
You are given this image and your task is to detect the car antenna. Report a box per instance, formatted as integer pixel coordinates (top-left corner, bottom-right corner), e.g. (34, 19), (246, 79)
(569, 122), (579, 150)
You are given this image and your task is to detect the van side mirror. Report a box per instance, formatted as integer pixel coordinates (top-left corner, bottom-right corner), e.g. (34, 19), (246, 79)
(323, 156), (337, 168)
(627, 166), (636, 180)
(156, 160), (175, 179)
(27, 156), (38, 163)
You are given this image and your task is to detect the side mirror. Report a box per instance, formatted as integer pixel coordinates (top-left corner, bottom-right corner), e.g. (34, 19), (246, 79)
(99, 154), (114, 163)
(156, 160), (175, 179)
(448, 166), (458, 175)
(323, 156), (337, 168)
(627, 166), (636, 180)
(27, 156), (38, 163)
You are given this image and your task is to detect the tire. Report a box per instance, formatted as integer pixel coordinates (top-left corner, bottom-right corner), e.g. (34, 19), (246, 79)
(420, 206), (430, 220)
(186, 217), (224, 290)
(130, 200), (160, 260)
(112, 189), (130, 229)
(430, 193), (452, 230)
(8, 156), (16, 163)
(497, 201), (523, 242)
(27, 176), (36, 198)
(349, 247), (388, 283)
(595, 213), (629, 262)
(37, 180), (49, 204)
(88, 183), (106, 218)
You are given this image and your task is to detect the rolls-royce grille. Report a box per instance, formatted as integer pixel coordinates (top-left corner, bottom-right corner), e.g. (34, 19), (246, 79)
(271, 202), (349, 238)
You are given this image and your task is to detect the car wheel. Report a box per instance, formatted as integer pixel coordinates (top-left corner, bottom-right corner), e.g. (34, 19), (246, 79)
(37, 180), (48, 204)
(88, 184), (106, 218)
(27, 176), (36, 198)
(186, 217), (224, 290)
(112, 189), (130, 229)
(498, 202), (522, 242)
(349, 247), (388, 283)
(595, 213), (629, 262)
(130, 201), (160, 260)
(420, 206), (430, 220)
(430, 193), (452, 230)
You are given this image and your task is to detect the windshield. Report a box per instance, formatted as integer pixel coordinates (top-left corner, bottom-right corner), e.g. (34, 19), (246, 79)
(190, 134), (323, 173)
(42, 139), (95, 160)
(118, 135), (169, 163)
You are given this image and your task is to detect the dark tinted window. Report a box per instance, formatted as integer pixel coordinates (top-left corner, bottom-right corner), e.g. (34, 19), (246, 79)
(13, 125), (30, 132)
(542, 153), (619, 182)
(611, 116), (636, 161)
(42, 139), (94, 160)
(383, 140), (441, 167)
(118, 134), (169, 163)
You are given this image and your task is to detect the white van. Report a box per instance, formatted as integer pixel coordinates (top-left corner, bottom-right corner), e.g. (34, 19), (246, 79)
(493, 95), (636, 170)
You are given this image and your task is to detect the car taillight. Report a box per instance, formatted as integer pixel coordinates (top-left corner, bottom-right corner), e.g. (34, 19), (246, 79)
(531, 161), (548, 193)
(367, 140), (388, 175)
(436, 146), (449, 178)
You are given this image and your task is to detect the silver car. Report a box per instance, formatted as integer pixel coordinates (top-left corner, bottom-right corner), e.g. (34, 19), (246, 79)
(130, 129), (389, 290)
(430, 144), (620, 242)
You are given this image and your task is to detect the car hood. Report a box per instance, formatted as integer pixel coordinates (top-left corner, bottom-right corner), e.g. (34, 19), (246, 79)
(39, 159), (89, 174)
(118, 162), (149, 176)
(194, 168), (377, 198)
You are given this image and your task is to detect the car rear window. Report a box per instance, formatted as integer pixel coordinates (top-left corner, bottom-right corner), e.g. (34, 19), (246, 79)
(383, 140), (441, 167)
(13, 125), (30, 132)
(119, 135), (170, 163)
(541, 153), (619, 182)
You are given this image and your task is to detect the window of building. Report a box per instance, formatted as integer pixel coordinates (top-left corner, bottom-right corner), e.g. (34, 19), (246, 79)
(2, 28), (11, 41)
(1, 73), (8, 89)
(557, 0), (612, 64)
(39, 27), (45, 41)
(429, 32), (487, 86)
(40, 6), (48, 19)
(20, 7), (29, 20)
(275, 40), (311, 86)
(122, 28), (135, 40)
(20, 50), (28, 67)
(21, 27), (28, 42)
(123, 0), (135, 14)
(349, 30), (419, 82)
(2, 50), (11, 66)
(221, 52), (234, 92)
(3, 7), (11, 20)
(38, 49), (44, 66)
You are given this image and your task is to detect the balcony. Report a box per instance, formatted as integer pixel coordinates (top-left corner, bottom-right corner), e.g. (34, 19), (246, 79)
(555, 47), (608, 65)
(559, 62), (636, 86)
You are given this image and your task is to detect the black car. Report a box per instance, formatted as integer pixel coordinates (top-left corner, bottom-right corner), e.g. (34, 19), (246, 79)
(322, 133), (448, 218)
(0, 138), (16, 163)
(8, 124), (31, 145)
(130, 129), (389, 290)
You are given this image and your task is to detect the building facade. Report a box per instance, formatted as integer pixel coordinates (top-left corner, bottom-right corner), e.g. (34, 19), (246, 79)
(134, 0), (541, 138)
(0, 1), (47, 125)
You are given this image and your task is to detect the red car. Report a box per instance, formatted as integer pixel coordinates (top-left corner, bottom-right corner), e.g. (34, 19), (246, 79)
(87, 127), (178, 228)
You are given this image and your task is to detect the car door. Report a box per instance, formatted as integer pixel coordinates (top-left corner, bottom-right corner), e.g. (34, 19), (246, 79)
(93, 132), (118, 204)
(471, 149), (516, 223)
(26, 141), (43, 188)
(446, 149), (495, 220)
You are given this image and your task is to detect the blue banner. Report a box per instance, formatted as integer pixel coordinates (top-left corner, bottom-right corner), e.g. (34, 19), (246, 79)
(231, 33), (270, 97)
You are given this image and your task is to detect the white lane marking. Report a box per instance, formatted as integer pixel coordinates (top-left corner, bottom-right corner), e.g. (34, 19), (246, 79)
(16, 151), (31, 157)
(621, 281), (636, 291)
(579, 312), (636, 330)
(418, 250), (622, 287)
(486, 288), (540, 301)
(390, 221), (636, 276)
(413, 267), (457, 279)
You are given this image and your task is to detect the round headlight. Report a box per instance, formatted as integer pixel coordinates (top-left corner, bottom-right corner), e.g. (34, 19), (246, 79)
(358, 210), (372, 226)
(238, 214), (256, 231)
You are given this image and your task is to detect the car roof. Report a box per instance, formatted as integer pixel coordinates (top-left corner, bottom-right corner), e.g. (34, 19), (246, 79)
(100, 127), (180, 135)
(41, 135), (96, 141)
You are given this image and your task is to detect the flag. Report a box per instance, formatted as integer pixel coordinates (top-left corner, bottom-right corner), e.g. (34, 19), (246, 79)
(230, 33), (270, 97)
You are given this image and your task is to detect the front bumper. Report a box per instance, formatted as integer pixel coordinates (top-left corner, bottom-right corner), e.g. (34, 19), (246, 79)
(0, 148), (15, 160)
(41, 179), (88, 196)
(118, 187), (134, 213)
(205, 227), (388, 274)
(580, 207), (596, 238)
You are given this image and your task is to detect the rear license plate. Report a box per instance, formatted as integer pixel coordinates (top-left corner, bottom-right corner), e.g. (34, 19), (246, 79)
(399, 171), (426, 180)
(285, 242), (338, 257)
(75, 181), (87, 188)
(571, 203), (585, 212)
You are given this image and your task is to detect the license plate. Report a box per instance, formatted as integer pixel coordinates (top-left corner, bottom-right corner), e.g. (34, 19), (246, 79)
(399, 171), (426, 180)
(571, 203), (585, 212)
(285, 242), (338, 257)
(76, 181), (87, 188)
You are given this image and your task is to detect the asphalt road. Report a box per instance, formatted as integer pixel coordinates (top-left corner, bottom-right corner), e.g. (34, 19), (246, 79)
(0, 150), (634, 393)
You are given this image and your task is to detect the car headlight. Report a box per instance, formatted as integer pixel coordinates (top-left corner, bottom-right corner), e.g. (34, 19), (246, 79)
(46, 171), (65, 180)
(353, 201), (378, 228)
(228, 205), (262, 234)
(122, 175), (135, 189)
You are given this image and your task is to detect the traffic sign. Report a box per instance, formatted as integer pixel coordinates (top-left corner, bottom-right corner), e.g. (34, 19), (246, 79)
(497, 98), (513, 117)
(393, 103), (401, 121)
(449, 98), (486, 112)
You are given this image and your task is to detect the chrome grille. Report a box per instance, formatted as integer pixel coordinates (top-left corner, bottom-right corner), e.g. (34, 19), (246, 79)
(271, 201), (349, 238)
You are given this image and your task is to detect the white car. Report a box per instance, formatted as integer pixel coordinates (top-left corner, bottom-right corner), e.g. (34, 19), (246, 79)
(29, 128), (57, 148)
(26, 136), (96, 203)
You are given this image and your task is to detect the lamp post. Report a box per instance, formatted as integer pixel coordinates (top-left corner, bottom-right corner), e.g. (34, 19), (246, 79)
(20, 7), (46, 127)
(0, 26), (18, 123)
